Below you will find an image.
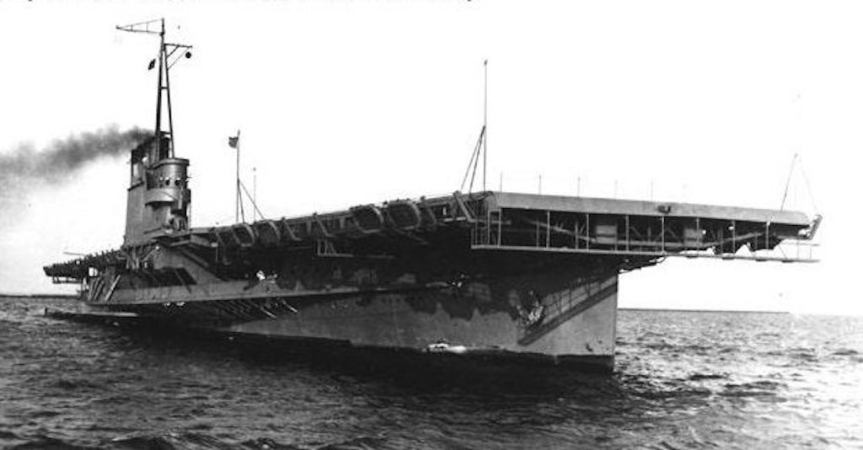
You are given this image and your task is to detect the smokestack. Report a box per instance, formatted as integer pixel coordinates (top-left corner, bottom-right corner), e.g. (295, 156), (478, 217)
(0, 125), (151, 191)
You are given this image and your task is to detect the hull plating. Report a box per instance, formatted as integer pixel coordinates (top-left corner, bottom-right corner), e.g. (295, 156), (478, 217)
(103, 270), (619, 369)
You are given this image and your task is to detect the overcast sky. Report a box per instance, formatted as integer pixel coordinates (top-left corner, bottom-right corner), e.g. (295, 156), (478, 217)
(0, 1), (858, 315)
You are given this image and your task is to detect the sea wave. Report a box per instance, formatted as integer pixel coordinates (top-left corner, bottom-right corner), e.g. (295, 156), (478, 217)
(2, 296), (862, 449)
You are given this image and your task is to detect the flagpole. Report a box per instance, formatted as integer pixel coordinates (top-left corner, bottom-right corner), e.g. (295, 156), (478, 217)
(235, 129), (241, 223)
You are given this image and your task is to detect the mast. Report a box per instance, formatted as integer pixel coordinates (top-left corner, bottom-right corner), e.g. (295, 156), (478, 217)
(459, 60), (490, 194)
(155, 18), (165, 159)
(163, 22), (176, 158)
(483, 59), (488, 191)
(116, 18), (193, 160)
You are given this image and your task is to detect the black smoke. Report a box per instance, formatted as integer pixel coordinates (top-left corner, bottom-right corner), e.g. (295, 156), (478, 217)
(0, 125), (151, 189)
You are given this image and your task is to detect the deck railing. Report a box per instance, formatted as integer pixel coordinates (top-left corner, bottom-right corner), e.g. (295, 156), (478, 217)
(471, 207), (818, 263)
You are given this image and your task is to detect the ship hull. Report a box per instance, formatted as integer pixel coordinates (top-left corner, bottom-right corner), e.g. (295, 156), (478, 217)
(92, 268), (619, 372)
(227, 276), (617, 370)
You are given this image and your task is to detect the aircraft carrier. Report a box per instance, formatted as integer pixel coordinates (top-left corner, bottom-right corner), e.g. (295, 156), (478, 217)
(42, 20), (820, 372)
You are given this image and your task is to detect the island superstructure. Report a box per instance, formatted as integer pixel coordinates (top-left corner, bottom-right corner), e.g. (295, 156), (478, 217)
(42, 20), (820, 372)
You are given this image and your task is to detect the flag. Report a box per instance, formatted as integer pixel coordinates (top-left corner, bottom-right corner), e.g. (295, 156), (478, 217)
(228, 135), (239, 148)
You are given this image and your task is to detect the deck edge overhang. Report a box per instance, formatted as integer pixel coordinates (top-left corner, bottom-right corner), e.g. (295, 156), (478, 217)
(487, 191), (811, 226)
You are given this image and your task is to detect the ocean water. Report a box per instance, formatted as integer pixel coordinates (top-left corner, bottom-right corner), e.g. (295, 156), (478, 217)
(1, 297), (861, 449)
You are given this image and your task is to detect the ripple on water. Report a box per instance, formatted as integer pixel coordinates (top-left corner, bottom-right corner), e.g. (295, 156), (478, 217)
(1, 298), (862, 449)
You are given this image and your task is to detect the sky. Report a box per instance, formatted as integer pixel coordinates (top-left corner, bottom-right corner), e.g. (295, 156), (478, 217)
(0, 1), (859, 315)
